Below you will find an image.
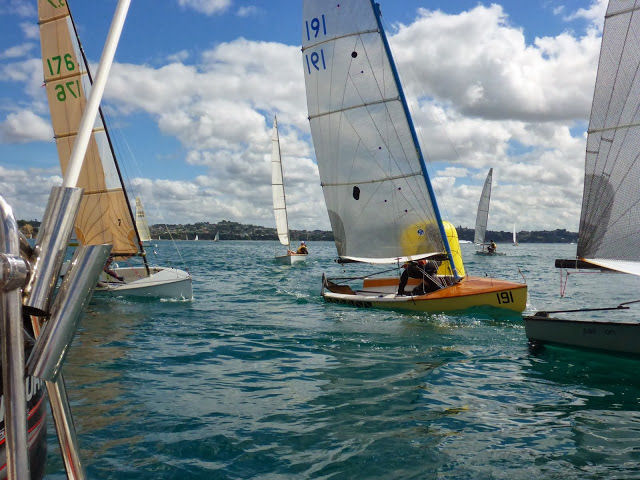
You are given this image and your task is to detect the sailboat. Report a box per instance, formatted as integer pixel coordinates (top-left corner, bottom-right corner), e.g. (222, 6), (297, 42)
(524, 0), (640, 354)
(39, 2), (192, 299)
(194, 234), (199, 241)
(473, 168), (504, 255)
(302, 0), (526, 313)
(135, 196), (152, 243)
(213, 231), (219, 242)
(271, 117), (307, 265)
(512, 224), (518, 246)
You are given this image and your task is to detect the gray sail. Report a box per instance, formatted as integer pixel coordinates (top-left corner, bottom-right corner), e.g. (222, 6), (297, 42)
(473, 168), (493, 245)
(577, 1), (640, 275)
(301, 0), (447, 263)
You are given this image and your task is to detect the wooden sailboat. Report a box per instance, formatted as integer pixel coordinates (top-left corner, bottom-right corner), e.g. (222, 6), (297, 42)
(271, 117), (307, 265)
(525, 0), (640, 354)
(302, 0), (526, 313)
(474, 168), (504, 255)
(39, 1), (192, 299)
(135, 196), (152, 243)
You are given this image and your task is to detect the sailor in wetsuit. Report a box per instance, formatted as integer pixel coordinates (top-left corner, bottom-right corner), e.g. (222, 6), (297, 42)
(397, 259), (441, 296)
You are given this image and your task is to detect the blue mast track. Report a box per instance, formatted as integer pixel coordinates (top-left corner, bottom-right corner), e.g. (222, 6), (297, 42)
(370, 0), (460, 279)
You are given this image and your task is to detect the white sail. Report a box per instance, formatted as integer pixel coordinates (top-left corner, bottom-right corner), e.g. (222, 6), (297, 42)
(302, 0), (452, 265)
(271, 117), (290, 247)
(473, 169), (493, 245)
(513, 224), (517, 245)
(194, 234), (198, 241)
(135, 197), (151, 242)
(577, 1), (640, 276)
(213, 231), (219, 242)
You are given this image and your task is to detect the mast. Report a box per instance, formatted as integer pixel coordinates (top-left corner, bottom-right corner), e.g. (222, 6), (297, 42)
(370, 1), (459, 279)
(66, 1), (150, 275)
(272, 116), (291, 250)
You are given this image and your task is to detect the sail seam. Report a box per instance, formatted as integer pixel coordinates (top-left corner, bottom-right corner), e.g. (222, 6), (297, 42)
(321, 171), (422, 187)
(588, 121), (640, 134)
(309, 96), (400, 120)
(44, 70), (86, 83)
(302, 29), (379, 52)
(38, 13), (69, 25)
(606, 6), (640, 19)
(54, 127), (106, 140)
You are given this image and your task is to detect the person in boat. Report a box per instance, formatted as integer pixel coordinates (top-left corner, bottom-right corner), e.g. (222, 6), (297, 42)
(296, 241), (308, 255)
(488, 240), (497, 253)
(397, 259), (442, 296)
(103, 256), (124, 282)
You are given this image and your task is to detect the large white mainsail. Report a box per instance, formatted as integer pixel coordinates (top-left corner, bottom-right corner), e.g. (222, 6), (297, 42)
(271, 117), (290, 248)
(302, 0), (456, 270)
(38, 0), (139, 257)
(135, 197), (152, 242)
(473, 168), (493, 245)
(576, 1), (640, 276)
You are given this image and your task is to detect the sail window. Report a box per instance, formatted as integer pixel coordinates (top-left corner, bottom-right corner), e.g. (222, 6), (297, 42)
(351, 51), (358, 58)
(353, 186), (360, 200)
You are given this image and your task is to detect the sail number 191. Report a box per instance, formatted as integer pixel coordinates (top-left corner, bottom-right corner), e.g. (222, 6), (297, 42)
(305, 15), (327, 41)
(496, 291), (514, 304)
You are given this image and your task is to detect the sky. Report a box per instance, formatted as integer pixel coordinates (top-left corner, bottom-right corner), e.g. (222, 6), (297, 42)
(0, 0), (609, 232)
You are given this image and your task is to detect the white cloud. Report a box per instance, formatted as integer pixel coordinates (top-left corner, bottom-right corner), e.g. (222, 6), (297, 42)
(0, 109), (53, 144)
(237, 6), (259, 17)
(565, 0), (608, 31)
(0, 0), (35, 17)
(166, 50), (190, 63)
(176, 0), (232, 15)
(0, 42), (35, 60)
(0, 166), (61, 221)
(19, 22), (39, 40)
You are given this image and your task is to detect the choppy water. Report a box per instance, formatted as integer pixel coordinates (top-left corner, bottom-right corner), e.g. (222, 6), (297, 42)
(45, 241), (640, 479)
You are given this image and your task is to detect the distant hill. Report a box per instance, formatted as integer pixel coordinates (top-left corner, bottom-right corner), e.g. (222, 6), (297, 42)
(18, 218), (579, 243)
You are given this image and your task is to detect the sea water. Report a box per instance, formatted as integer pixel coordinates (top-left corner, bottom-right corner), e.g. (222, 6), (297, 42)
(44, 242), (640, 479)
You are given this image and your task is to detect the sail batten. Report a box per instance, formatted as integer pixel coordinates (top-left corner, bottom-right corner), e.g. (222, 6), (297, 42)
(576, 0), (640, 271)
(302, 0), (454, 265)
(38, 0), (138, 256)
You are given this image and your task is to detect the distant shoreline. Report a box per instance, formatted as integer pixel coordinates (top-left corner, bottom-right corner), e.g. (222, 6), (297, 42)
(17, 219), (579, 243)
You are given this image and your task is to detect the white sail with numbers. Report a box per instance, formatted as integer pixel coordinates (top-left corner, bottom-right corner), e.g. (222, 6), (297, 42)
(271, 117), (290, 248)
(302, 0), (450, 264)
(135, 197), (152, 242)
(38, 0), (138, 257)
(576, 0), (640, 276)
(473, 168), (492, 245)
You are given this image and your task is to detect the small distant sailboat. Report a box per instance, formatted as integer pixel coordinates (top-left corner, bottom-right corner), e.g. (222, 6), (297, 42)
(194, 234), (199, 241)
(474, 169), (504, 255)
(213, 231), (219, 242)
(302, 0), (525, 313)
(135, 196), (152, 243)
(40, 1), (192, 299)
(512, 224), (518, 246)
(525, 1), (640, 354)
(271, 116), (307, 265)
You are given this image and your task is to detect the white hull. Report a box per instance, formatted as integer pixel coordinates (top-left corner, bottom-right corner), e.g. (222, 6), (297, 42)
(275, 253), (307, 265)
(524, 315), (640, 355)
(96, 266), (192, 299)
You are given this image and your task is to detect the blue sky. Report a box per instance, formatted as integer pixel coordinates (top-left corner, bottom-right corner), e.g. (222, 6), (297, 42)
(0, 0), (607, 230)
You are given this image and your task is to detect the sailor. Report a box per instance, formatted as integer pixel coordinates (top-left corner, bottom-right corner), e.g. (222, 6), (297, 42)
(397, 259), (441, 296)
(488, 240), (497, 253)
(296, 241), (308, 255)
(103, 256), (124, 282)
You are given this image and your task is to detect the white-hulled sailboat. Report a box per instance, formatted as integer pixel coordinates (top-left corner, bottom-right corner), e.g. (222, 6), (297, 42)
(39, 1), (192, 299)
(302, 0), (526, 313)
(525, 0), (640, 354)
(272, 117), (307, 265)
(473, 168), (503, 255)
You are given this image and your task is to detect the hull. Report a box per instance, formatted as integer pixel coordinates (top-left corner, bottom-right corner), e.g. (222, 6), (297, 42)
(475, 251), (506, 256)
(524, 315), (640, 355)
(323, 275), (527, 313)
(275, 253), (307, 265)
(0, 377), (47, 480)
(96, 266), (193, 299)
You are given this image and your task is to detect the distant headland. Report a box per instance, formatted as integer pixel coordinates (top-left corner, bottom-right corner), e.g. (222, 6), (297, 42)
(17, 219), (578, 243)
